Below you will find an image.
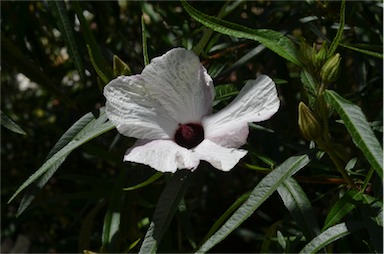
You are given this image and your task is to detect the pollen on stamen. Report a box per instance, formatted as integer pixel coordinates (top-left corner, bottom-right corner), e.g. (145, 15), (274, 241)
(174, 123), (204, 149)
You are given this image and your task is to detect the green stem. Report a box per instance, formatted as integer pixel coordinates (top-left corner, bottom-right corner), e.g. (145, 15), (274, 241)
(316, 139), (357, 190)
(315, 91), (357, 190)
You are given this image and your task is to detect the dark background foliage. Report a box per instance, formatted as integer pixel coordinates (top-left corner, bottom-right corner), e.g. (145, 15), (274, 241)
(1, 1), (382, 252)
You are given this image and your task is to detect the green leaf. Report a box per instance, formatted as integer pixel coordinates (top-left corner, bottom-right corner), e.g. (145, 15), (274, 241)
(359, 198), (383, 252)
(123, 172), (163, 191)
(196, 152), (312, 253)
(299, 222), (365, 253)
(192, 1), (230, 56)
(177, 198), (197, 249)
(45, 111), (99, 160)
(8, 107), (115, 216)
(328, 0), (346, 57)
(213, 84), (239, 103)
(79, 201), (106, 251)
(340, 43), (383, 59)
(300, 69), (318, 108)
(73, 1), (113, 79)
(277, 177), (320, 240)
(87, 44), (110, 84)
(199, 192), (250, 246)
(182, 1), (302, 67)
(218, 44), (266, 78)
(325, 90), (383, 179)
(101, 171), (126, 252)
(139, 170), (193, 253)
(322, 190), (362, 230)
(1, 111), (26, 135)
(48, 0), (85, 82)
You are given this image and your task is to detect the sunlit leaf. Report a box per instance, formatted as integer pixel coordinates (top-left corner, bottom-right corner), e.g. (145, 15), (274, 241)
(182, 1), (302, 67)
(8, 107), (115, 216)
(299, 222), (365, 253)
(196, 152), (312, 253)
(325, 90), (383, 179)
(277, 177), (320, 240)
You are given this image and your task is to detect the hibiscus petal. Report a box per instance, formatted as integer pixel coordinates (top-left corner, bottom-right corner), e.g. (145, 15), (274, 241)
(104, 75), (178, 140)
(193, 140), (247, 171)
(124, 139), (200, 173)
(202, 75), (280, 148)
(142, 48), (215, 124)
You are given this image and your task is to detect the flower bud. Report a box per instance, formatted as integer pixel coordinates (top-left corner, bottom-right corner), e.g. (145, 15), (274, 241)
(320, 53), (341, 83)
(314, 42), (327, 68)
(298, 102), (322, 141)
(299, 41), (316, 67)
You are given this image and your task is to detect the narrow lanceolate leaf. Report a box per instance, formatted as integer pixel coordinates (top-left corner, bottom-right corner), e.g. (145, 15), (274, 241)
(328, 0), (346, 57)
(72, 1), (112, 79)
(197, 153), (312, 253)
(200, 192), (250, 245)
(339, 43), (383, 59)
(79, 201), (106, 251)
(213, 84), (239, 103)
(299, 222), (364, 254)
(322, 190), (362, 230)
(101, 171), (127, 252)
(16, 110), (111, 216)
(325, 90), (383, 179)
(277, 177), (320, 241)
(181, 1), (302, 67)
(123, 172), (163, 191)
(8, 108), (115, 216)
(48, 1), (85, 82)
(87, 44), (109, 84)
(1, 111), (26, 135)
(139, 170), (193, 254)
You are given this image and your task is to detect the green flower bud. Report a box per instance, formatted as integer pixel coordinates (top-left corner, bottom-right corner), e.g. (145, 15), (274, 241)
(299, 41), (316, 67)
(314, 41), (328, 68)
(298, 102), (323, 141)
(320, 53), (341, 83)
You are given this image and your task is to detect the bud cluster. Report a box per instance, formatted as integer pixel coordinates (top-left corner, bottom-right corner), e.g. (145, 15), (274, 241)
(299, 41), (342, 84)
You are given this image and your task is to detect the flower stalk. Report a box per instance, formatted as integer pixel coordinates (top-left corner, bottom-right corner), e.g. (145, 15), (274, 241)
(298, 44), (357, 189)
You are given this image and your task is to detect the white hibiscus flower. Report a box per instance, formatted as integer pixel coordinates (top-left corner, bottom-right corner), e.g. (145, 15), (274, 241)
(104, 48), (280, 173)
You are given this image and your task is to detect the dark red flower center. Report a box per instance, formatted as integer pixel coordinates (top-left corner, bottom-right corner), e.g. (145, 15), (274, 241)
(174, 123), (204, 149)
